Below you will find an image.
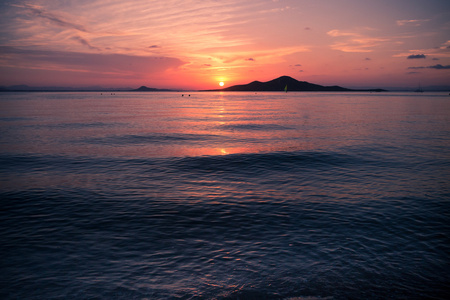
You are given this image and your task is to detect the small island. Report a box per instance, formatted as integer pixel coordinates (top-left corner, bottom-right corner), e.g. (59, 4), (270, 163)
(132, 86), (173, 92)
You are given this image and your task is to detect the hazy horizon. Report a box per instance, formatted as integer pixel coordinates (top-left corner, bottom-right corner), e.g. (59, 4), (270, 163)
(2, 77), (450, 91)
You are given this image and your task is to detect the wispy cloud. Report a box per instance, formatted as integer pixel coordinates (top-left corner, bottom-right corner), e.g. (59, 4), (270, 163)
(327, 29), (390, 53)
(327, 30), (356, 37)
(201, 45), (310, 66)
(6, 0), (259, 56)
(394, 41), (450, 58)
(396, 19), (430, 26)
(71, 36), (100, 51)
(259, 6), (292, 14)
(15, 3), (89, 32)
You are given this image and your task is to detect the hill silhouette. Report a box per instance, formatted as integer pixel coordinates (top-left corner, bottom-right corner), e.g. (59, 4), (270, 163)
(207, 76), (385, 92)
(132, 86), (173, 91)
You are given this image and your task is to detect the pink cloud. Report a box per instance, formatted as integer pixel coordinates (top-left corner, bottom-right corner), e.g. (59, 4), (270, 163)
(0, 46), (186, 84)
(327, 30), (390, 53)
(19, 3), (89, 32)
(396, 19), (430, 26)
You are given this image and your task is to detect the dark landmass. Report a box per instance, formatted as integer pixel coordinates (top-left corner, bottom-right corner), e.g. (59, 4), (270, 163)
(205, 76), (386, 92)
(0, 86), (177, 92)
(4, 78), (450, 92)
(0, 84), (177, 92)
(0, 85), (133, 92)
(132, 86), (174, 92)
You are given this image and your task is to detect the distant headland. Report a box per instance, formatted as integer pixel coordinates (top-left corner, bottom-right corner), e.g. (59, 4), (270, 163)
(205, 76), (386, 92)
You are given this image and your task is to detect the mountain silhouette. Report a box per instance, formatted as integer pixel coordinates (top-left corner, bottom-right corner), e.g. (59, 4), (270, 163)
(207, 76), (385, 92)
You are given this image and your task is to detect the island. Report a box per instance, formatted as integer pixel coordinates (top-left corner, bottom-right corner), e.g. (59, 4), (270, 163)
(205, 76), (386, 92)
(132, 86), (173, 92)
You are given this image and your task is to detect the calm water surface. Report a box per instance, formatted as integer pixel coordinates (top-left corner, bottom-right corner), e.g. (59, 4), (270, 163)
(0, 92), (449, 299)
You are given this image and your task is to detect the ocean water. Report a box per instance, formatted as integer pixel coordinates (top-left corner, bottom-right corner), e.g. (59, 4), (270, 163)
(0, 91), (449, 299)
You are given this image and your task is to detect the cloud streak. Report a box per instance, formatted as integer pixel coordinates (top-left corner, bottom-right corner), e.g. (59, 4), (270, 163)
(327, 29), (390, 53)
(407, 54), (426, 59)
(396, 19), (430, 26)
(395, 41), (450, 59)
(18, 3), (89, 32)
(71, 36), (100, 51)
(408, 64), (450, 70)
(0, 46), (185, 75)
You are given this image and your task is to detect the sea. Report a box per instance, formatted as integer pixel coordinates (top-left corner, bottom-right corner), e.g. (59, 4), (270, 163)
(0, 91), (449, 300)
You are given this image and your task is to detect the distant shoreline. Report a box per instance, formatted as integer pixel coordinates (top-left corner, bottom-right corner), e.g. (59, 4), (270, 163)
(2, 75), (450, 93)
(2, 89), (450, 93)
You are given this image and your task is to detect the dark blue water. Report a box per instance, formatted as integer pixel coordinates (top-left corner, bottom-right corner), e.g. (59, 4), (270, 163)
(1, 92), (449, 299)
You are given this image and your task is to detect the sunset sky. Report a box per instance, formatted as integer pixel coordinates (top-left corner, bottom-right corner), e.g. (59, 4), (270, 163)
(1, 0), (449, 90)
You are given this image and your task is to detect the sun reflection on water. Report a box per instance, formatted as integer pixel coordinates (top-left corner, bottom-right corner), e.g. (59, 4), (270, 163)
(5, 91), (427, 159)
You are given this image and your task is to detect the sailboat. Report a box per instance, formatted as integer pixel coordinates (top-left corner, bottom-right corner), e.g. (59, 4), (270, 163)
(414, 83), (424, 93)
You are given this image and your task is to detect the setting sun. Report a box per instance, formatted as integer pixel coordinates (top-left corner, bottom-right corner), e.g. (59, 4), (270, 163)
(219, 82), (224, 87)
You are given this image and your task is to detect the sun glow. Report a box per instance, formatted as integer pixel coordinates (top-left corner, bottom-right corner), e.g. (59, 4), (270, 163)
(219, 81), (224, 86)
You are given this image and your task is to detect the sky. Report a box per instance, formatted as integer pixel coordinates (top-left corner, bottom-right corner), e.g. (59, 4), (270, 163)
(0, 0), (449, 90)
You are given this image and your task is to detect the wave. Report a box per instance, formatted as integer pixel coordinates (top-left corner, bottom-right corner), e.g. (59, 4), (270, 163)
(48, 122), (121, 129)
(217, 123), (293, 131)
(170, 150), (363, 175)
(0, 116), (33, 122)
(85, 132), (224, 145)
(0, 154), (126, 175)
(0, 150), (360, 174)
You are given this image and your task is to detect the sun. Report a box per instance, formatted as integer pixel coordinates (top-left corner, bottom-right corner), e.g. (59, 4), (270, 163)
(219, 81), (224, 86)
